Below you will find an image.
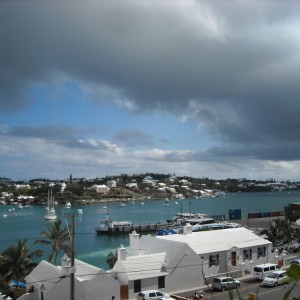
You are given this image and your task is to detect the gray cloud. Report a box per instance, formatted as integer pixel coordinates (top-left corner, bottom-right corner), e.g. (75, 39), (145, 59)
(114, 130), (156, 147)
(1, 0), (300, 176)
(6, 125), (77, 139)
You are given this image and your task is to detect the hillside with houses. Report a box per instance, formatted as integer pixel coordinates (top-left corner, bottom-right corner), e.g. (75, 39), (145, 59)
(0, 173), (299, 206)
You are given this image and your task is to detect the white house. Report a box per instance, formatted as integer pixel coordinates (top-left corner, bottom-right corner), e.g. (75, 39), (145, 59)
(95, 184), (110, 194)
(126, 183), (138, 189)
(111, 226), (272, 299)
(18, 255), (120, 300)
(107, 180), (117, 188)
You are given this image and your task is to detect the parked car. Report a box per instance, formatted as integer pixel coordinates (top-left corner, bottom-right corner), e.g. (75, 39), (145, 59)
(291, 259), (300, 265)
(262, 270), (291, 286)
(136, 289), (171, 300)
(212, 276), (240, 291)
(253, 263), (281, 280)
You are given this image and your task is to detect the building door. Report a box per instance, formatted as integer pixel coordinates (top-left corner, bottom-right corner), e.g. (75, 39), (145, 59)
(231, 251), (237, 266)
(120, 285), (128, 300)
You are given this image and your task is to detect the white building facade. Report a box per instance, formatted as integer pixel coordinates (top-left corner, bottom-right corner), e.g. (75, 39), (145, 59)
(19, 256), (120, 300)
(111, 226), (272, 299)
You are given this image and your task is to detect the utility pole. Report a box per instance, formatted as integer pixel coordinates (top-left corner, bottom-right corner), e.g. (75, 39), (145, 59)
(70, 214), (75, 300)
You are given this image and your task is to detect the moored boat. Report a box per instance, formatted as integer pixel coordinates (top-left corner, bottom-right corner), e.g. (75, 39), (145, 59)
(166, 212), (209, 224)
(94, 214), (182, 234)
(94, 215), (133, 233)
(64, 201), (71, 209)
(44, 190), (57, 221)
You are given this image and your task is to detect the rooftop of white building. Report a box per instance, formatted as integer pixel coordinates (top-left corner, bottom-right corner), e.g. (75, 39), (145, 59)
(156, 227), (270, 255)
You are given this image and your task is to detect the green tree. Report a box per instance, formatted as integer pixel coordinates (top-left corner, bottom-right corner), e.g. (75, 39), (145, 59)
(0, 240), (43, 288)
(106, 250), (118, 269)
(260, 219), (297, 246)
(34, 218), (71, 265)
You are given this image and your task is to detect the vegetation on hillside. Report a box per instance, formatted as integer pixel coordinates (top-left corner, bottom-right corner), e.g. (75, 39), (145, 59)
(1, 173), (298, 205)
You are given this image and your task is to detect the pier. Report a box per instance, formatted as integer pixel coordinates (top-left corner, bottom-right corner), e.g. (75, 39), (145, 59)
(95, 222), (177, 234)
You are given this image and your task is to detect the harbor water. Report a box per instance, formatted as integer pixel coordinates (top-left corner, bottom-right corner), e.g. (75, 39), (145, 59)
(0, 190), (299, 269)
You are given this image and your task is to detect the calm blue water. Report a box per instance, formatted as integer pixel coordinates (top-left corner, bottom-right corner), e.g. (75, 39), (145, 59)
(0, 190), (299, 269)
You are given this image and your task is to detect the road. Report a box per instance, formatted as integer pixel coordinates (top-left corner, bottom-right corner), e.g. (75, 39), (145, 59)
(174, 277), (300, 300)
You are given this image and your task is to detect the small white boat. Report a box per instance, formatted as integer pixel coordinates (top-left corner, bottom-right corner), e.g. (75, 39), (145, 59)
(2, 206), (7, 218)
(8, 208), (16, 216)
(119, 201), (126, 207)
(77, 208), (83, 216)
(64, 201), (71, 209)
(17, 203), (23, 209)
(44, 190), (57, 221)
(164, 199), (170, 206)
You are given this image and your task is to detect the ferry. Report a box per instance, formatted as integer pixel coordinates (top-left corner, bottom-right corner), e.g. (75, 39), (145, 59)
(94, 213), (180, 234)
(94, 216), (133, 234)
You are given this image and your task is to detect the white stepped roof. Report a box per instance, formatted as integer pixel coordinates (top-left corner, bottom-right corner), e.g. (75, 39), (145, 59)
(26, 260), (61, 290)
(26, 259), (106, 287)
(157, 227), (270, 254)
(73, 259), (105, 282)
(139, 235), (185, 264)
(119, 252), (167, 280)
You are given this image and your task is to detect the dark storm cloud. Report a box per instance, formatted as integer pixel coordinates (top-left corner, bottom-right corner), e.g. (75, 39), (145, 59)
(1, 0), (300, 163)
(6, 125), (77, 139)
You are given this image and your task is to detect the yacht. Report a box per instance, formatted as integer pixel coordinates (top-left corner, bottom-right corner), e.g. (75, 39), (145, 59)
(65, 201), (71, 209)
(44, 190), (57, 221)
(94, 214), (133, 234)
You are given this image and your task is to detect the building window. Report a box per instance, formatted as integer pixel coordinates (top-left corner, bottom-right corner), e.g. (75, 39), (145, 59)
(258, 247), (266, 258)
(209, 254), (219, 267)
(134, 280), (141, 293)
(158, 276), (165, 289)
(243, 249), (252, 260)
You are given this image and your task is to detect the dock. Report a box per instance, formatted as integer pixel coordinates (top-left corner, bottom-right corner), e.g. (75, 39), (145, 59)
(95, 222), (178, 234)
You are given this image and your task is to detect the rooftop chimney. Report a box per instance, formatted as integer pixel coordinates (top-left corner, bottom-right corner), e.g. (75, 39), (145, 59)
(183, 223), (193, 235)
(129, 231), (140, 256)
(118, 244), (127, 261)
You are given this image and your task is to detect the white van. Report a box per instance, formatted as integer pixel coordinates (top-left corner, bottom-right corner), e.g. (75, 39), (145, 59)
(253, 263), (281, 280)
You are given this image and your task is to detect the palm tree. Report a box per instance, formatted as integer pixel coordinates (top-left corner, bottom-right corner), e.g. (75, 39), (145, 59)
(0, 239), (43, 288)
(34, 218), (71, 265)
(260, 221), (279, 245)
(260, 218), (297, 246)
(106, 250), (118, 269)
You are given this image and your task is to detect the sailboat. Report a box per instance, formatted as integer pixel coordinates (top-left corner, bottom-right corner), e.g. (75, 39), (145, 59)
(44, 190), (57, 221)
(119, 201), (126, 207)
(3, 205), (7, 218)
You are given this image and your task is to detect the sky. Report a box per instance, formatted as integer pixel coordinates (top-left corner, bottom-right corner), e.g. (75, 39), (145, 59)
(1, 0), (300, 181)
